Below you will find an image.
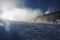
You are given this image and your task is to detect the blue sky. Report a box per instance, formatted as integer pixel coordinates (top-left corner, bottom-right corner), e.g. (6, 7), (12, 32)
(16, 0), (60, 13)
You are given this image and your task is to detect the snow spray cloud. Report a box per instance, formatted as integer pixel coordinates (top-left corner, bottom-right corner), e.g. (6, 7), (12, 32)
(1, 8), (42, 22)
(45, 7), (58, 14)
(1, 0), (43, 22)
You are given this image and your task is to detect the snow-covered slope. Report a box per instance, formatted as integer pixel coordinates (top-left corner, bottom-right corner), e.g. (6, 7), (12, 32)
(0, 19), (60, 40)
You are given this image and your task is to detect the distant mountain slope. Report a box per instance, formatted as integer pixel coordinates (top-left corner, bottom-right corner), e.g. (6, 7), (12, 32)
(34, 11), (60, 23)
